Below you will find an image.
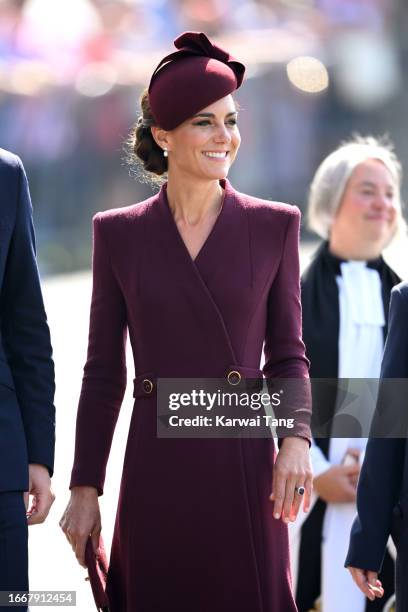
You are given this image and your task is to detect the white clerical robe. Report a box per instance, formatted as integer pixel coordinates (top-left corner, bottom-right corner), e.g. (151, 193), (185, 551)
(321, 262), (384, 612)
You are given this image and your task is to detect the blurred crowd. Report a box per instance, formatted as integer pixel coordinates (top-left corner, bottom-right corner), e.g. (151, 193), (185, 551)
(1, 4), (408, 611)
(0, 0), (407, 272)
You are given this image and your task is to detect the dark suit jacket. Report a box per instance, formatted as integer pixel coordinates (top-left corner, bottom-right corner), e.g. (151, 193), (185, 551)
(0, 148), (55, 492)
(346, 282), (408, 584)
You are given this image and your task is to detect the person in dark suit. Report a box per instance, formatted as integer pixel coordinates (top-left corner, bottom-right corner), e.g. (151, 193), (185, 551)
(346, 281), (408, 609)
(60, 32), (312, 612)
(0, 149), (55, 609)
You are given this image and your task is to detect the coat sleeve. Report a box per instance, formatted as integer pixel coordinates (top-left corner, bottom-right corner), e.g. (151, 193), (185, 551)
(0, 157), (55, 475)
(345, 285), (408, 571)
(70, 214), (128, 495)
(263, 208), (312, 443)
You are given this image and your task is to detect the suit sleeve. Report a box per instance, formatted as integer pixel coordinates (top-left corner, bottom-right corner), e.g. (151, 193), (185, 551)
(345, 285), (408, 571)
(0, 158), (55, 475)
(70, 214), (127, 495)
(263, 209), (312, 443)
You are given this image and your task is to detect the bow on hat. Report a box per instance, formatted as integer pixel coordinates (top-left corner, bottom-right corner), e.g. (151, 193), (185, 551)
(149, 32), (245, 91)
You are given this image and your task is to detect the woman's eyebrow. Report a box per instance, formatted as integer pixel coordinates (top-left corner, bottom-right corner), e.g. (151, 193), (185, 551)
(358, 180), (394, 189)
(358, 181), (376, 187)
(192, 111), (238, 118)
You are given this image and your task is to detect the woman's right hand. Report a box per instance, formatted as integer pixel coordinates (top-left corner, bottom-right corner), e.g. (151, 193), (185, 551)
(59, 486), (101, 568)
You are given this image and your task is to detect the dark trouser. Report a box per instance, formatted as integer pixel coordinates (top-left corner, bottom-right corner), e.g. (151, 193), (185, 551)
(0, 492), (28, 611)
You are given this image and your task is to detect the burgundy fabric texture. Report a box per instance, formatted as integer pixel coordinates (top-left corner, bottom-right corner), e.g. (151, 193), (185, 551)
(85, 536), (109, 610)
(70, 179), (311, 612)
(148, 32), (245, 130)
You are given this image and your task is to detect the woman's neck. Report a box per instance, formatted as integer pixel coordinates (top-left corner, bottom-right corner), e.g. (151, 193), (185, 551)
(166, 174), (224, 225)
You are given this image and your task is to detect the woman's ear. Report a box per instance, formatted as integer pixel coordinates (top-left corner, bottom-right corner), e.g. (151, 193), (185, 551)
(151, 126), (170, 154)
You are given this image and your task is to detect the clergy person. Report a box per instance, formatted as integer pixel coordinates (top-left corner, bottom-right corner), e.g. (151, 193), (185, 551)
(295, 136), (403, 612)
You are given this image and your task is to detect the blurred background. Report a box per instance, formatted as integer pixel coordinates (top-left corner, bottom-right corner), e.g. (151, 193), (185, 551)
(1, 0), (408, 273)
(2, 2), (408, 608)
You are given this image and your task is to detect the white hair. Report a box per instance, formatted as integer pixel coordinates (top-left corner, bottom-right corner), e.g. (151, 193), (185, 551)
(308, 135), (403, 239)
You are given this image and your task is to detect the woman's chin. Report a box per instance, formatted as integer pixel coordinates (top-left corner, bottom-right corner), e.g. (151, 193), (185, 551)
(372, 226), (395, 243)
(202, 168), (230, 181)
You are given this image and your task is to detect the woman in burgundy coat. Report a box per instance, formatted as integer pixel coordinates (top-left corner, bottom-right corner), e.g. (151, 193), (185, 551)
(60, 32), (312, 612)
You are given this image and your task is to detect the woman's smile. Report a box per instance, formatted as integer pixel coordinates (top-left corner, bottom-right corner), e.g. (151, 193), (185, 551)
(202, 151), (229, 160)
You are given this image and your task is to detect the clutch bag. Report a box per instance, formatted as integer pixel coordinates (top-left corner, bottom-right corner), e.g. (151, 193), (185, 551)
(85, 535), (110, 612)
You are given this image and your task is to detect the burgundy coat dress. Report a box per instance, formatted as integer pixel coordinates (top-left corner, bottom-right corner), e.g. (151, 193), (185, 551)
(70, 178), (311, 612)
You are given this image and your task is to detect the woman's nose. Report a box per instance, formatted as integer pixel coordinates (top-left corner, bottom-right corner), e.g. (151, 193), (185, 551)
(214, 123), (231, 142)
(372, 193), (391, 209)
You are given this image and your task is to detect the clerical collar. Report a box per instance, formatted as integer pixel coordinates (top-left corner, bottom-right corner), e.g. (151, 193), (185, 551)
(321, 241), (384, 275)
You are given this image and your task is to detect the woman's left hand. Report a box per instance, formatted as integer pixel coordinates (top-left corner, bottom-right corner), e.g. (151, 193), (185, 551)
(270, 437), (312, 522)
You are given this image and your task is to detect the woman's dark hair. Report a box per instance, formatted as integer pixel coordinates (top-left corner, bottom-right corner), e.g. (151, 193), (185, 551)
(125, 88), (167, 185)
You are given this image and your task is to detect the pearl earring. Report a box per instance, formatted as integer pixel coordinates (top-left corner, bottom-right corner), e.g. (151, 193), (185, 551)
(163, 148), (168, 158)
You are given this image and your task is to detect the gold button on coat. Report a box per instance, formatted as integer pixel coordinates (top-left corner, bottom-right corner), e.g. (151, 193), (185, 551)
(143, 379), (154, 394)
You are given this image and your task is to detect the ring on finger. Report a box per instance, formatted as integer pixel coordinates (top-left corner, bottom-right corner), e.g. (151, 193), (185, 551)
(294, 485), (305, 496)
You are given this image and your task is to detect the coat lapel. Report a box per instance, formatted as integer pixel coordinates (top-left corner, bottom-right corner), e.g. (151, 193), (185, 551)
(145, 179), (252, 370)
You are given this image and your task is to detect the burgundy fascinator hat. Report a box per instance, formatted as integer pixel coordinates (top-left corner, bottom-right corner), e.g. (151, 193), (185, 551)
(148, 32), (245, 131)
